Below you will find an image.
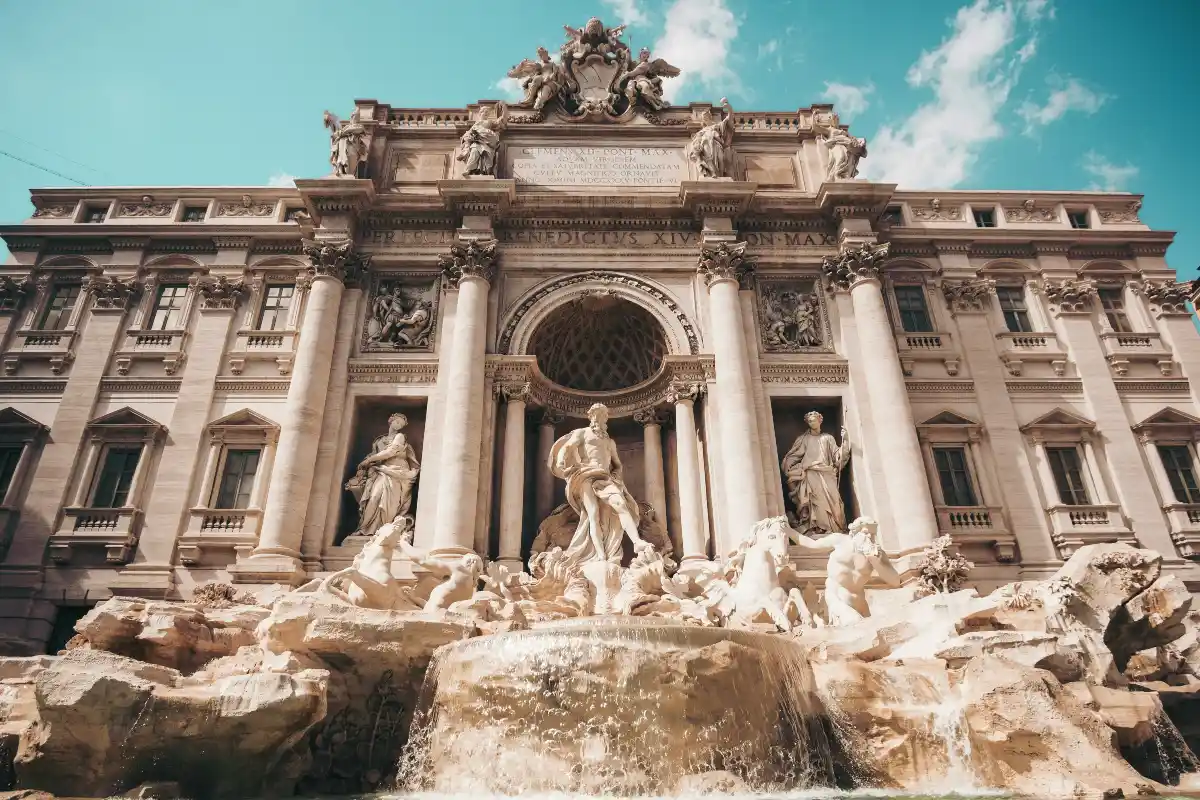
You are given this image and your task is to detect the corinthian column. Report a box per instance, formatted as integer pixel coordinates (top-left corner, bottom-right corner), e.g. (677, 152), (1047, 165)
(667, 381), (708, 564)
(430, 239), (498, 555)
(823, 242), (938, 552)
(232, 238), (359, 584)
(633, 407), (669, 531)
(698, 241), (768, 551)
(496, 382), (530, 569)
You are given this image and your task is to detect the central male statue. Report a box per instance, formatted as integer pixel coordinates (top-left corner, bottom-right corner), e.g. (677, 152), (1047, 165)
(549, 403), (654, 564)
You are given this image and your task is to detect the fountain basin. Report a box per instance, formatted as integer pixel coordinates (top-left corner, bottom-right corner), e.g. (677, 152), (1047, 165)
(399, 617), (844, 795)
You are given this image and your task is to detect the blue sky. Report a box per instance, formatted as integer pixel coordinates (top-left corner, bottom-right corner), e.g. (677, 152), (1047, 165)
(1, 0), (1197, 274)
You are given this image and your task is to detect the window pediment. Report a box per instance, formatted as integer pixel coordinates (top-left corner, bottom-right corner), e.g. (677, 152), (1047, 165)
(0, 407), (49, 439)
(86, 407), (167, 440)
(1133, 407), (1200, 443)
(206, 408), (279, 444)
(1021, 407), (1096, 442)
(917, 409), (982, 442)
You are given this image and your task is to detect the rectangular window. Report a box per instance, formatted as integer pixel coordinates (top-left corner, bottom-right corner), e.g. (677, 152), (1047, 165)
(1158, 445), (1200, 505)
(881, 206), (904, 225)
(181, 206), (207, 222)
(1098, 287), (1132, 333)
(933, 447), (979, 507)
(38, 284), (81, 330)
(214, 448), (260, 509)
(1068, 210), (1090, 229)
(894, 285), (934, 332)
(256, 284), (294, 331)
(997, 286), (1033, 333)
(1047, 446), (1091, 506)
(0, 445), (23, 502)
(148, 284), (188, 330)
(973, 208), (996, 228)
(81, 206), (107, 223)
(91, 446), (142, 508)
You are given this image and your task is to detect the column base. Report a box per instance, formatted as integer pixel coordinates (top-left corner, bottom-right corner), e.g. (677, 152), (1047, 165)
(109, 564), (176, 600)
(227, 550), (308, 586)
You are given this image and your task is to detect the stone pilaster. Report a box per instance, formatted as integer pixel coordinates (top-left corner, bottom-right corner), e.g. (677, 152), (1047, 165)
(496, 382), (530, 569)
(822, 241), (938, 553)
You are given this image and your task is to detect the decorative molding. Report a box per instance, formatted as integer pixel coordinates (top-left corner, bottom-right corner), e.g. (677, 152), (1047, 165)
(0, 379), (66, 394)
(83, 275), (140, 311)
(1115, 380), (1191, 395)
(696, 241), (755, 287)
(31, 203), (74, 219)
(347, 361), (439, 384)
(1135, 279), (1191, 315)
(758, 361), (848, 384)
(1035, 279), (1096, 313)
(303, 237), (368, 283)
(970, 244), (1037, 259)
(252, 239), (304, 255)
(196, 276), (249, 310)
(115, 196), (173, 218)
(1002, 199), (1056, 223)
(216, 195), (275, 218)
(821, 241), (888, 291)
(0, 277), (33, 311)
(1005, 380), (1084, 394)
(905, 380), (976, 393)
(940, 278), (996, 316)
(361, 273), (440, 353)
(146, 239), (216, 253)
(5, 237), (44, 252)
(664, 380), (705, 403)
(212, 237), (253, 250)
(890, 243), (939, 258)
(214, 378), (292, 393)
(100, 378), (183, 393)
(910, 198), (962, 221)
(438, 239), (497, 287)
(1098, 201), (1141, 224)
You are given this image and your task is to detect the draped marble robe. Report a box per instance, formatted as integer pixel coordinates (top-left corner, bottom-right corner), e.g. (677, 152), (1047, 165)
(781, 428), (851, 534)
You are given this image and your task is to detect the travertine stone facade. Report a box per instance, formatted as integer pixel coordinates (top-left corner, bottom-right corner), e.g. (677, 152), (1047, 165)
(1, 34), (1199, 652)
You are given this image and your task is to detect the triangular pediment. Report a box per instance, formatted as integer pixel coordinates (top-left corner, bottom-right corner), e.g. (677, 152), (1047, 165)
(921, 410), (978, 426)
(87, 406), (165, 430)
(208, 408), (278, 431)
(0, 407), (48, 430)
(1135, 408), (1200, 428)
(1021, 407), (1095, 431)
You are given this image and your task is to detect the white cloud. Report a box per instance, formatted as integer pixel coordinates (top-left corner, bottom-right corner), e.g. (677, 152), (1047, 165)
(267, 172), (296, 187)
(602, 0), (649, 26)
(758, 39), (778, 58)
(1018, 76), (1107, 133)
(1082, 150), (1137, 191)
(494, 76), (525, 102)
(653, 0), (740, 103)
(822, 81), (874, 119)
(864, 0), (1045, 188)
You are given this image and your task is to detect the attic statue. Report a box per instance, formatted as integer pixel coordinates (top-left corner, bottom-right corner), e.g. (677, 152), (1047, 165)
(456, 102), (508, 177)
(322, 107), (368, 178)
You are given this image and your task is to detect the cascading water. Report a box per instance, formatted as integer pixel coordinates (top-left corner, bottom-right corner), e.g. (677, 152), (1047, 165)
(396, 617), (857, 795)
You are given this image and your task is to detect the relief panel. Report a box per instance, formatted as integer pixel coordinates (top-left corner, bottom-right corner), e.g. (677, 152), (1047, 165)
(756, 277), (832, 353)
(361, 273), (440, 353)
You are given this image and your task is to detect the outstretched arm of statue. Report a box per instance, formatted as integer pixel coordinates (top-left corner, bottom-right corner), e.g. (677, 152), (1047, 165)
(790, 531), (839, 551)
(869, 549), (902, 588)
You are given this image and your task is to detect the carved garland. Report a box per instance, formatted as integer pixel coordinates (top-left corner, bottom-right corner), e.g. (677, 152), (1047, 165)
(498, 270), (700, 356)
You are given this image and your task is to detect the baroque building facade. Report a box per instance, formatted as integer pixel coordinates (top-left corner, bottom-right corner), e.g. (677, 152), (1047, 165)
(1, 20), (1199, 652)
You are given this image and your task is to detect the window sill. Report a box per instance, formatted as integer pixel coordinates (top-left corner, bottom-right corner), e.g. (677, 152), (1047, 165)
(227, 329), (299, 376)
(114, 328), (188, 375)
(3, 328), (78, 376)
(1046, 503), (1135, 558)
(50, 506), (143, 563)
(178, 507), (262, 565)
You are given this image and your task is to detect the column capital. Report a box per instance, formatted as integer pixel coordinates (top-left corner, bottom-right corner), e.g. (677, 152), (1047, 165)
(821, 241), (890, 291)
(83, 275), (141, 312)
(1037, 278), (1096, 314)
(633, 407), (669, 427)
(940, 277), (997, 317)
(497, 381), (531, 403)
(665, 380), (705, 404)
(302, 237), (368, 283)
(439, 239), (498, 287)
(195, 275), (250, 311)
(0, 276), (33, 314)
(697, 241), (755, 288)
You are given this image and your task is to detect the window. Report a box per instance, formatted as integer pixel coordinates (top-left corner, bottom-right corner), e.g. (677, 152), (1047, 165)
(881, 206), (904, 226)
(1068, 211), (1090, 230)
(148, 284), (188, 330)
(181, 206), (207, 222)
(0, 445), (22, 501)
(1047, 446), (1091, 506)
(997, 286), (1033, 333)
(256, 284), (294, 331)
(81, 206), (107, 223)
(894, 286), (934, 332)
(1158, 445), (1200, 504)
(91, 446), (142, 508)
(933, 447), (978, 507)
(38, 284), (81, 330)
(973, 208), (996, 228)
(214, 448), (260, 509)
(1097, 288), (1132, 333)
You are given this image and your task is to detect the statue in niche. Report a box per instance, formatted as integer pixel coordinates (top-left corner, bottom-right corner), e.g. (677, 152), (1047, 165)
(345, 413), (420, 539)
(685, 98), (736, 178)
(821, 124), (867, 181)
(366, 281), (434, 349)
(761, 284), (822, 350)
(456, 102), (508, 177)
(548, 403), (656, 564)
(781, 411), (850, 534)
(616, 48), (680, 111)
(507, 47), (568, 113)
(323, 107), (368, 178)
(790, 516), (901, 625)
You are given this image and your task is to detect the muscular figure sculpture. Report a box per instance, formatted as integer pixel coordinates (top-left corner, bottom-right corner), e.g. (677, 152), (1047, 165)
(791, 516), (900, 625)
(548, 403), (653, 564)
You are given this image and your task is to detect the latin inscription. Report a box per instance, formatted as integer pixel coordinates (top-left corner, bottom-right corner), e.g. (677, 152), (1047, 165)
(508, 147), (686, 186)
(365, 229), (835, 249)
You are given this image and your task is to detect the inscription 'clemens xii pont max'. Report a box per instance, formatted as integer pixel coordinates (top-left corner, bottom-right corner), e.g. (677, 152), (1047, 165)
(507, 146), (687, 186)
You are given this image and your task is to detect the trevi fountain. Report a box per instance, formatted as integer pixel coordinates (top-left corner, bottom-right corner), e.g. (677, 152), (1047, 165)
(1, 16), (1200, 800)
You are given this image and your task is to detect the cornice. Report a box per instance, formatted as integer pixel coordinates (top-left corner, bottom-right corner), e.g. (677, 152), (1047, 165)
(1114, 380), (1191, 395)
(0, 379), (66, 395)
(905, 380), (976, 393)
(1006, 380), (1084, 394)
(758, 361), (848, 384)
(347, 360), (439, 384)
(100, 378), (183, 393)
(214, 378), (292, 393)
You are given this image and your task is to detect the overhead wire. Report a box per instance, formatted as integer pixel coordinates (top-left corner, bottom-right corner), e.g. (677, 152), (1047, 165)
(0, 147), (90, 186)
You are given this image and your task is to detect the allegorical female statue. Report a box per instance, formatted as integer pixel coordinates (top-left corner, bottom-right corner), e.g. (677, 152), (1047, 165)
(685, 97), (735, 178)
(345, 413), (420, 538)
(780, 411), (851, 534)
(456, 102), (508, 177)
(323, 107), (368, 178)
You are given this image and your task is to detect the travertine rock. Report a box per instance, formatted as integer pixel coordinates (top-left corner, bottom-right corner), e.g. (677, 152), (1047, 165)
(1053, 543), (1161, 633)
(1106, 574), (1193, 670)
(14, 648), (326, 799)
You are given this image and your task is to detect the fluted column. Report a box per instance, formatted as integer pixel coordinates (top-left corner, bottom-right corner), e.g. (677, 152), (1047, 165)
(668, 381), (708, 563)
(430, 239), (498, 555)
(697, 241), (768, 551)
(535, 409), (562, 523)
(496, 382), (530, 569)
(633, 407), (669, 531)
(823, 242), (938, 551)
(233, 238), (358, 584)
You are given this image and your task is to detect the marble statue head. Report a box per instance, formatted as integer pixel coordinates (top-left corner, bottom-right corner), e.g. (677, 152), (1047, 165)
(537, 45), (551, 62)
(804, 410), (823, 430)
(388, 413), (408, 432)
(638, 47), (651, 62)
(848, 516), (879, 540)
(587, 403), (609, 428)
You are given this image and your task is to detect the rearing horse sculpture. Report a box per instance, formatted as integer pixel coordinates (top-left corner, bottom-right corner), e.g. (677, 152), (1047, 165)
(705, 516), (814, 631)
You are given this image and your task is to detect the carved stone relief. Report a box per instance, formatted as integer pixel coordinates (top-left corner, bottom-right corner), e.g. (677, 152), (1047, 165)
(362, 274), (440, 352)
(1003, 199), (1056, 223)
(116, 196), (174, 218)
(911, 198), (962, 221)
(1098, 201), (1142, 224)
(216, 195), (275, 218)
(757, 278), (830, 352)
